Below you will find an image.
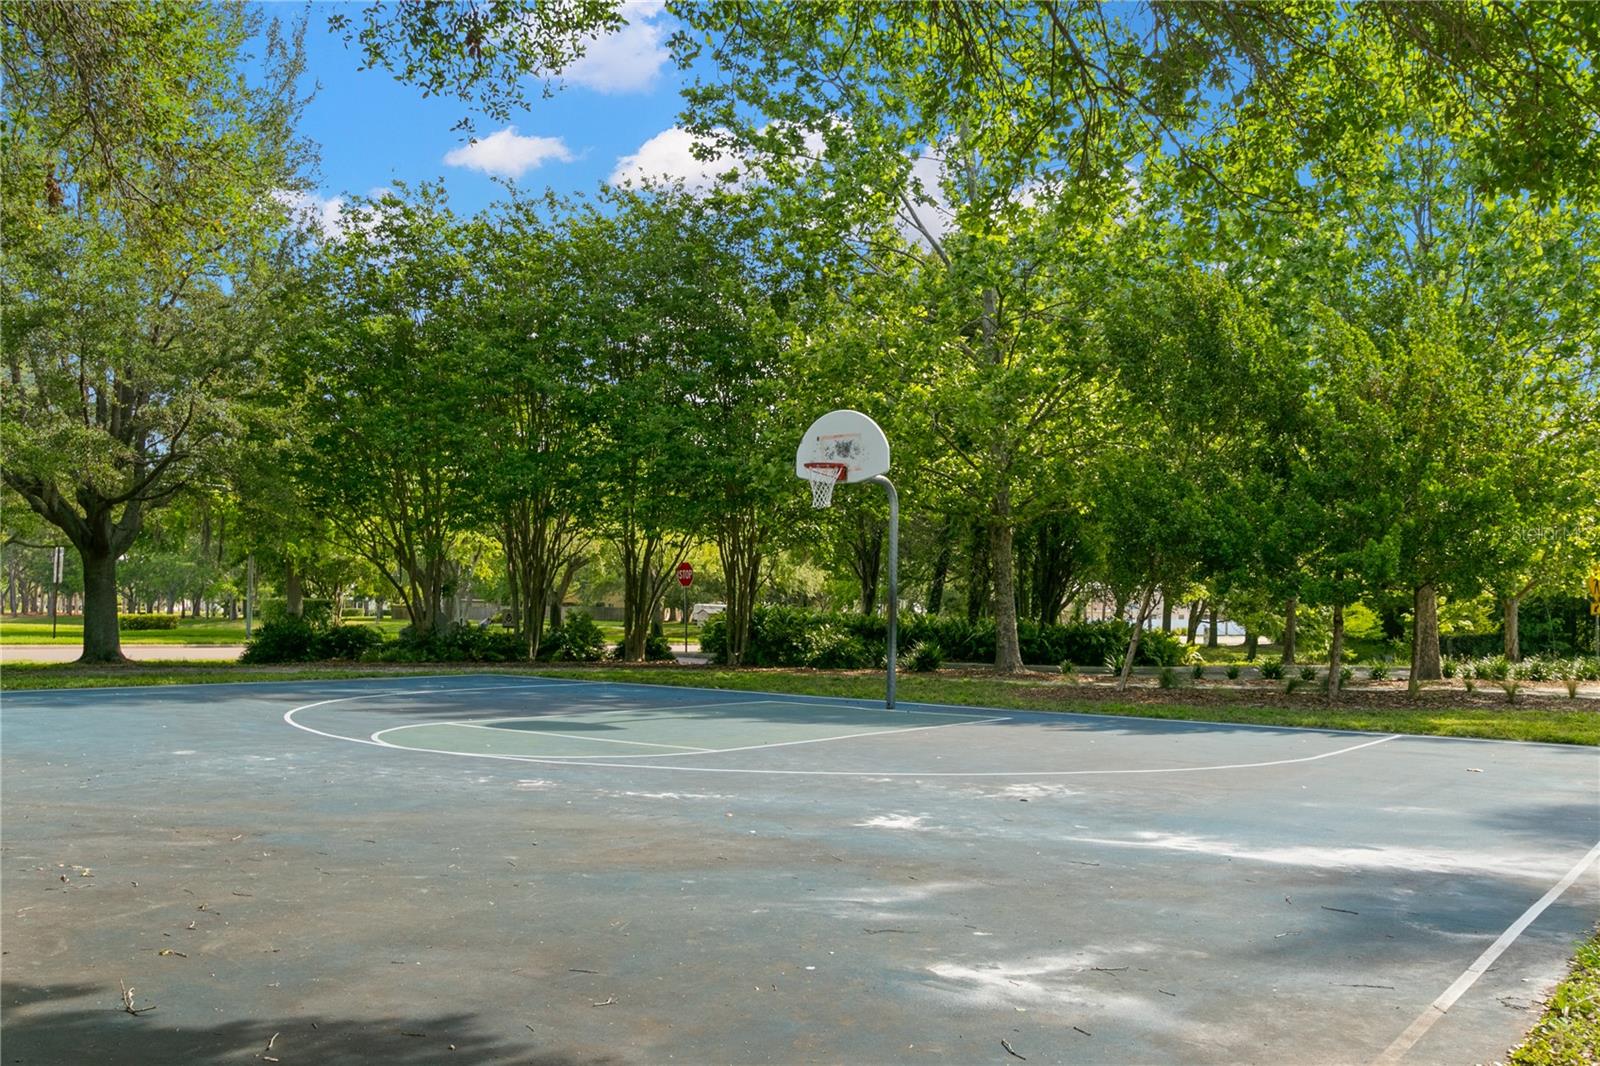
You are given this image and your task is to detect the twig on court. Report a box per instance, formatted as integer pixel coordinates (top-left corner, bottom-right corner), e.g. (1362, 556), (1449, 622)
(119, 978), (156, 1015)
(568, 968), (600, 974)
(1157, 989), (1177, 996)
(1337, 983), (1395, 989)
(526, 1024), (537, 1033)
(267, 1032), (278, 1051)
(591, 996), (617, 1007)
(1320, 906), (1359, 915)
(862, 928), (917, 934)
(157, 949), (187, 958)
(1072, 1025), (1092, 1036)
(1000, 1038), (1026, 1059)
(1088, 966), (1126, 973)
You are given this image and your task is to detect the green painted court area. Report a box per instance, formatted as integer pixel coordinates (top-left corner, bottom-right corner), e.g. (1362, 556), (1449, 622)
(369, 701), (995, 759)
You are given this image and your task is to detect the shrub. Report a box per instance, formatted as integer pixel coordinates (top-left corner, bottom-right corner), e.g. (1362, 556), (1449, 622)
(375, 622), (525, 663)
(803, 625), (872, 670)
(1440, 657), (1458, 679)
(1059, 662), (1077, 682)
(241, 616), (320, 663)
(316, 624), (384, 660)
(1285, 676), (1305, 694)
(1158, 666), (1180, 689)
(699, 615), (729, 663)
(1192, 663), (1206, 681)
(1501, 679), (1521, 704)
(1104, 650), (1127, 675)
(1516, 657), (1554, 682)
(1368, 662), (1389, 681)
(1475, 655), (1511, 681)
(1257, 656), (1284, 681)
(547, 612), (605, 662)
(1225, 663), (1241, 680)
(1299, 665), (1317, 682)
(1138, 629), (1184, 668)
(120, 613), (179, 630)
(908, 641), (944, 673)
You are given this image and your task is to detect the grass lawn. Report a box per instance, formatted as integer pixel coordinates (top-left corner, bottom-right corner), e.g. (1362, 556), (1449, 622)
(1508, 927), (1600, 1065)
(2, 660), (1594, 745)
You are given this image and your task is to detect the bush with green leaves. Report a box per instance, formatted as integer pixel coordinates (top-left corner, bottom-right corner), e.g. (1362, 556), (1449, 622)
(1225, 663), (1241, 680)
(120, 613), (179, 630)
(375, 622), (524, 663)
(1441, 657), (1458, 678)
(1138, 628), (1184, 667)
(240, 615), (320, 663)
(1192, 663), (1206, 680)
(1257, 656), (1284, 680)
(1367, 662), (1389, 681)
(1474, 655), (1512, 681)
(1158, 666), (1180, 689)
(546, 611), (605, 662)
(1299, 665), (1317, 682)
(802, 624), (873, 670)
(908, 641), (944, 672)
(319, 624), (384, 660)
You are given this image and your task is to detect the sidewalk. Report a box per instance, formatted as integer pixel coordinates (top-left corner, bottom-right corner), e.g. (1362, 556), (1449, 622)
(1, 644), (246, 664)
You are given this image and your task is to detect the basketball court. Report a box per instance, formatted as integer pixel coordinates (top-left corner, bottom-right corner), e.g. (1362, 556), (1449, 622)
(3, 673), (1596, 1064)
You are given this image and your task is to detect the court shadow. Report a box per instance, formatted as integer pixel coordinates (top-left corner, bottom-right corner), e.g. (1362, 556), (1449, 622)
(0, 980), (620, 1066)
(1473, 801), (1600, 847)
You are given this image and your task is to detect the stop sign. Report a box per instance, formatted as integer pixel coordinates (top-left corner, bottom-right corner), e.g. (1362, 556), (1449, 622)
(676, 562), (693, 587)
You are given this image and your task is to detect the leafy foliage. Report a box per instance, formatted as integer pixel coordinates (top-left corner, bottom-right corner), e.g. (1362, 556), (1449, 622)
(119, 614), (179, 631)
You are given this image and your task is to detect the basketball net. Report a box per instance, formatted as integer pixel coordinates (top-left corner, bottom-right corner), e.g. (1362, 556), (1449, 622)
(803, 462), (847, 509)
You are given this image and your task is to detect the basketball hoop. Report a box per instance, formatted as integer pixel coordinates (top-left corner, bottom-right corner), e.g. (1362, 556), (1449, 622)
(802, 461), (847, 509)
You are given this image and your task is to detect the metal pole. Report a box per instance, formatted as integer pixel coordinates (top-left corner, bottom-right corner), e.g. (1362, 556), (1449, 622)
(684, 583), (690, 654)
(245, 553), (255, 637)
(868, 475), (899, 710)
(50, 547), (63, 639)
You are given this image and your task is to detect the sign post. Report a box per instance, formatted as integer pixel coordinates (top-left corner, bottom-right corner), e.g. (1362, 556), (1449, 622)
(50, 546), (64, 638)
(1588, 572), (1600, 654)
(245, 553), (256, 638)
(676, 562), (693, 653)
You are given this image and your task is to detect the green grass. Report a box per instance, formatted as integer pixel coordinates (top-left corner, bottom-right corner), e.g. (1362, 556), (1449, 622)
(2, 661), (1594, 745)
(1509, 927), (1600, 1066)
(0, 615), (410, 645)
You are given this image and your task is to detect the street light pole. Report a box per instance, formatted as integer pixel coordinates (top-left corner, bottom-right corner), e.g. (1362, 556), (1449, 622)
(867, 475), (898, 710)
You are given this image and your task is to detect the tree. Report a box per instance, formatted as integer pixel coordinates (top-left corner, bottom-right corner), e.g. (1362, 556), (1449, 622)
(284, 187), (480, 637)
(1, 2), (307, 661)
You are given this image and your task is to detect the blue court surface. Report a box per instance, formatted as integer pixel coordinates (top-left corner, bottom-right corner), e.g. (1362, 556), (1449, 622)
(2, 674), (1595, 1064)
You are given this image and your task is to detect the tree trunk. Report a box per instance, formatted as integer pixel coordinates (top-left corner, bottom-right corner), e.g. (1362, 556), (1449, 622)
(1327, 600), (1344, 703)
(927, 520), (951, 616)
(1160, 593), (1172, 632)
(1281, 597), (1297, 665)
(79, 548), (126, 663)
(1411, 583), (1443, 685)
(1205, 603), (1220, 648)
(1117, 585), (1155, 691)
(1244, 628), (1258, 661)
(966, 520), (990, 624)
(285, 560), (304, 617)
(1185, 599), (1205, 644)
(1502, 595), (1521, 662)
(990, 503), (1025, 674)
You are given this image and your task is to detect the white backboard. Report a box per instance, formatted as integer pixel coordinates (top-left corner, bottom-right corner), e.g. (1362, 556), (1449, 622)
(795, 409), (890, 484)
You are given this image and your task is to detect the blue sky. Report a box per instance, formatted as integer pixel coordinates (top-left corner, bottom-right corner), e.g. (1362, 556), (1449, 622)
(272, 2), (724, 228)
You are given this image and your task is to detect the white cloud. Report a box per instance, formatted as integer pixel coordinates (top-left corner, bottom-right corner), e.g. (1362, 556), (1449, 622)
(442, 126), (575, 178)
(273, 189), (347, 238)
(564, 2), (671, 93)
(609, 126), (742, 191)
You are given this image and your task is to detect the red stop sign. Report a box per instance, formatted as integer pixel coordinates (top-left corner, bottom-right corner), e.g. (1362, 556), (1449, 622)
(676, 562), (693, 587)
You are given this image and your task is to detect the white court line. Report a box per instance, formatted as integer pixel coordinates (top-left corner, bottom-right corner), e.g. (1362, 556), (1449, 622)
(284, 690), (1402, 776)
(371, 721), (714, 752)
(1372, 838), (1600, 1066)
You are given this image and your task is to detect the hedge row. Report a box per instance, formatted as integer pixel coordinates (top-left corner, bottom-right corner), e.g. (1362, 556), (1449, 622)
(119, 613), (179, 630)
(240, 611), (625, 665)
(700, 607), (1185, 669)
